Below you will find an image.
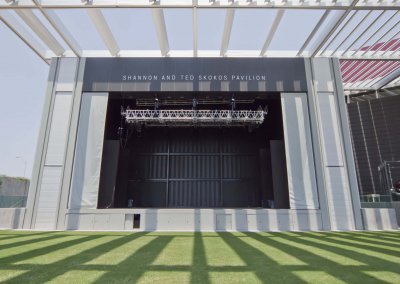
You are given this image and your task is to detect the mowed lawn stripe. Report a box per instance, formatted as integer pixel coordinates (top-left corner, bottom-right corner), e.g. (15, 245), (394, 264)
(0, 231), (398, 284)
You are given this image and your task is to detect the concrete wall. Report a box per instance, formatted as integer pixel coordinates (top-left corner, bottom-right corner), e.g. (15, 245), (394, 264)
(392, 202), (400, 226)
(361, 208), (398, 230)
(0, 208), (25, 229)
(65, 209), (323, 232)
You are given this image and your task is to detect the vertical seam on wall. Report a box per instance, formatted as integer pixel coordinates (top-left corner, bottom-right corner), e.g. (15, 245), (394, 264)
(31, 58), (60, 229)
(63, 58), (86, 222)
(305, 58), (332, 230)
(54, 58), (81, 228)
(23, 58), (59, 229)
(330, 58), (362, 230)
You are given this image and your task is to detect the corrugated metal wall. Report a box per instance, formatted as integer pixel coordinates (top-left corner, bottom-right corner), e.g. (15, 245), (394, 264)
(348, 95), (400, 195)
(128, 129), (260, 208)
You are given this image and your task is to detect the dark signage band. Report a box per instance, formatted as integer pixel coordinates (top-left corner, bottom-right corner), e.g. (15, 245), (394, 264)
(83, 58), (307, 93)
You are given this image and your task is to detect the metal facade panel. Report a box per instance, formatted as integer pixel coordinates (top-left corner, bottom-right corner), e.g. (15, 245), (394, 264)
(44, 92), (72, 166)
(133, 155), (167, 180)
(316, 92), (344, 166)
(222, 156), (258, 179)
(348, 96), (400, 195)
(83, 58), (307, 93)
(55, 58), (78, 92)
(170, 135), (219, 153)
(281, 93), (319, 209)
(169, 155), (219, 179)
(127, 128), (262, 208)
(311, 58), (335, 92)
(324, 167), (355, 230)
(168, 181), (220, 208)
(70, 92), (108, 209)
(35, 166), (62, 229)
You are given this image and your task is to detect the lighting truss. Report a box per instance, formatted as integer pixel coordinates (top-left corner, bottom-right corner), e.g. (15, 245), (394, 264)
(122, 109), (266, 127)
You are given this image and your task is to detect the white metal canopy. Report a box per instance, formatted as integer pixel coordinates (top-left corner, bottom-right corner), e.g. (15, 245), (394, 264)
(0, 0), (399, 93)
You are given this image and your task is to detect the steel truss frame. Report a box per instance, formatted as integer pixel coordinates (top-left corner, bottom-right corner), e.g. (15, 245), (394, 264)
(0, 0), (399, 93)
(123, 109), (266, 127)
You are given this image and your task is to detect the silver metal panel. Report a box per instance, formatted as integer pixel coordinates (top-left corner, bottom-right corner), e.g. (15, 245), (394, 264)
(316, 92), (344, 166)
(312, 58), (335, 92)
(135, 155), (167, 179)
(23, 58), (58, 229)
(44, 92), (72, 166)
(55, 58), (79, 92)
(331, 58), (363, 230)
(168, 181), (220, 208)
(324, 167), (355, 230)
(34, 166), (62, 229)
(170, 156), (219, 179)
(70, 92), (108, 209)
(56, 58), (86, 230)
(281, 93), (319, 210)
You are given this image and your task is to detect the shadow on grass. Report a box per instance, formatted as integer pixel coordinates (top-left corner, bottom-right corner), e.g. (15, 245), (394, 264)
(0, 231), (399, 284)
(0, 234), (106, 266)
(309, 232), (400, 256)
(251, 232), (400, 283)
(0, 233), (70, 251)
(314, 231), (400, 245)
(1, 233), (147, 283)
(0, 231), (57, 242)
(217, 232), (307, 283)
(190, 232), (210, 284)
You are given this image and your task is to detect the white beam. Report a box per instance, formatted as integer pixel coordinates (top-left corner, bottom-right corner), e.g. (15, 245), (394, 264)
(339, 10), (385, 57)
(360, 19), (400, 56)
(14, 9), (65, 56)
(1, 1), (400, 10)
(343, 61), (375, 82)
(320, 10), (358, 55)
(152, 8), (169, 56)
(260, 9), (284, 56)
(371, 31), (400, 57)
(220, 9), (235, 56)
(329, 10), (373, 56)
(369, 64), (400, 89)
(0, 10), (48, 63)
(32, 0), (81, 57)
(87, 8), (119, 56)
(310, 0), (360, 57)
(370, 64), (400, 90)
(352, 61), (393, 89)
(350, 11), (398, 56)
(193, 6), (198, 57)
(297, 10), (330, 56)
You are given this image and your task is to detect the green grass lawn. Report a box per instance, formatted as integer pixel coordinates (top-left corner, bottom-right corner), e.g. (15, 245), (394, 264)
(0, 231), (399, 283)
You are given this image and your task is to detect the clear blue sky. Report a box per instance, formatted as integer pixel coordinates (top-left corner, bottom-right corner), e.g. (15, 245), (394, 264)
(0, 22), (48, 178)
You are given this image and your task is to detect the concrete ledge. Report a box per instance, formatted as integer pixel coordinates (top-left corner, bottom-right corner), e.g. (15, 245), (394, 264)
(361, 208), (398, 230)
(0, 208), (25, 229)
(63, 209), (323, 232)
(392, 202), (400, 226)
